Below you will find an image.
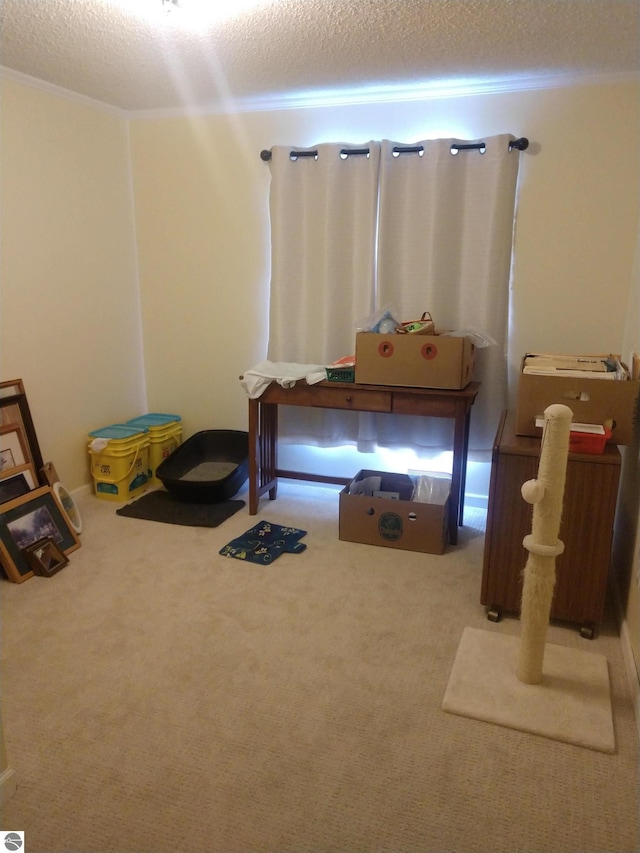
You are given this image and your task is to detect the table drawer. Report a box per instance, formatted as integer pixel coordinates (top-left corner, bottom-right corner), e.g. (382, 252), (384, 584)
(392, 391), (458, 418)
(300, 386), (391, 412)
(261, 383), (391, 412)
(325, 388), (391, 412)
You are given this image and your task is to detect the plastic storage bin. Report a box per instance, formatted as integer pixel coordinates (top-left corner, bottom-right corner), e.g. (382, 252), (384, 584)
(126, 413), (182, 486)
(88, 424), (150, 502)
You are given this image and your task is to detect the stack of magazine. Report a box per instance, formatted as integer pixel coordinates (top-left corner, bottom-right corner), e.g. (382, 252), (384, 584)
(522, 354), (629, 381)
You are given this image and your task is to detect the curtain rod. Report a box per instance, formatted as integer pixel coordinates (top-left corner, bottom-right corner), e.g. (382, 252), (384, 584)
(260, 137), (529, 161)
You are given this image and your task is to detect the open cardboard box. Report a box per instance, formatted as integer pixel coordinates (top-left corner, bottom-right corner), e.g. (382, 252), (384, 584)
(354, 332), (475, 389)
(339, 469), (450, 554)
(515, 353), (640, 445)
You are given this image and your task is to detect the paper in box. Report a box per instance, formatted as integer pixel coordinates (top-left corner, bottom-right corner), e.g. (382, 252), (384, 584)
(339, 469), (450, 554)
(515, 354), (640, 445)
(354, 332), (475, 389)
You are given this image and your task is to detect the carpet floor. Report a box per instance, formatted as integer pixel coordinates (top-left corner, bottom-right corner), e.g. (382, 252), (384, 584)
(0, 480), (638, 853)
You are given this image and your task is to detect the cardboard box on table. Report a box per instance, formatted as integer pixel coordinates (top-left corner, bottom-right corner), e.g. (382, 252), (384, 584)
(354, 332), (475, 389)
(339, 470), (450, 555)
(515, 354), (640, 445)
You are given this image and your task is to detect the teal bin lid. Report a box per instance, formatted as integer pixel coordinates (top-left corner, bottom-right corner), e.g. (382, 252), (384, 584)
(126, 413), (182, 428)
(88, 424), (148, 440)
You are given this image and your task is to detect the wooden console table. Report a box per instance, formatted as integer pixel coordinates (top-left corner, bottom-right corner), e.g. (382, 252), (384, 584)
(247, 380), (480, 545)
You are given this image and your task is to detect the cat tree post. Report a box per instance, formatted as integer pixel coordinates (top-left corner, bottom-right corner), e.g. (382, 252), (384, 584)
(517, 403), (573, 685)
(443, 403), (615, 752)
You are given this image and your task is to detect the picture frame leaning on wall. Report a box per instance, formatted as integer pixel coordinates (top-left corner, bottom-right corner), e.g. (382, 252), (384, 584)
(0, 383), (45, 484)
(0, 467), (35, 504)
(0, 486), (80, 583)
(41, 461), (83, 535)
(0, 379), (25, 399)
(0, 423), (30, 472)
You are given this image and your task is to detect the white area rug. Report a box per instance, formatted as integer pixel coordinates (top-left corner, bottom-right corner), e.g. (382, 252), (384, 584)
(443, 627), (615, 754)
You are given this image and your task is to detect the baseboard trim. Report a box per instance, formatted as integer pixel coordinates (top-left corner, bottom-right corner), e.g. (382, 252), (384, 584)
(71, 483), (93, 500)
(0, 766), (17, 805)
(619, 616), (640, 741)
(613, 582), (640, 741)
(463, 493), (488, 511)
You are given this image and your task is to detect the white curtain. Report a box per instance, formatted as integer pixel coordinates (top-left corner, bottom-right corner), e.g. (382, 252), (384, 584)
(266, 135), (522, 455)
(267, 142), (381, 445)
(375, 134), (522, 454)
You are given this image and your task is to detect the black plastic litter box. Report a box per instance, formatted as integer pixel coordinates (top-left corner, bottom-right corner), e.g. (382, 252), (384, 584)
(155, 430), (249, 503)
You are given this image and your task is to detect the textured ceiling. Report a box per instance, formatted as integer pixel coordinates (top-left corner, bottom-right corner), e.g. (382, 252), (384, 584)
(0, 0), (638, 113)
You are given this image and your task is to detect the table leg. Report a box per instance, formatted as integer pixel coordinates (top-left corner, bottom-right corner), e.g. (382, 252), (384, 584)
(458, 410), (471, 527)
(264, 402), (278, 500)
(249, 399), (279, 515)
(450, 403), (469, 545)
(248, 399), (260, 514)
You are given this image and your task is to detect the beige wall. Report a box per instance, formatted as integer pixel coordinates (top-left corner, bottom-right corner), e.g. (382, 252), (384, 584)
(129, 114), (268, 436)
(0, 79), (146, 489)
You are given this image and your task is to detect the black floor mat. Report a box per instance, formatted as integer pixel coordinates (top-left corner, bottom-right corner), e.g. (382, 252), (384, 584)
(116, 490), (245, 527)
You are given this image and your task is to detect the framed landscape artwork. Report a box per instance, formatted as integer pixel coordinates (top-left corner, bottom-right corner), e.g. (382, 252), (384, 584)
(0, 486), (80, 583)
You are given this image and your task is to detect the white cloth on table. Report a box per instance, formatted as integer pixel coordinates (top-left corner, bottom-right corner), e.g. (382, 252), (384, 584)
(240, 360), (327, 399)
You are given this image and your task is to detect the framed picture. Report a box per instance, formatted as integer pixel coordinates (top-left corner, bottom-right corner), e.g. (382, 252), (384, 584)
(23, 536), (69, 577)
(0, 379), (25, 400)
(40, 461), (61, 488)
(40, 463), (82, 535)
(53, 482), (83, 535)
(0, 391), (44, 482)
(1, 463), (37, 494)
(0, 424), (29, 472)
(0, 486), (80, 583)
(0, 468), (34, 504)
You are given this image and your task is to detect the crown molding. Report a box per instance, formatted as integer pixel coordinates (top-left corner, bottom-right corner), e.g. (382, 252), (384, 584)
(131, 70), (639, 119)
(0, 66), (128, 118)
(1, 64), (637, 120)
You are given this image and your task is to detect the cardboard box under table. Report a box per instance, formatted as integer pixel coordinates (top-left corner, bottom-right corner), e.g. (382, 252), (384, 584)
(515, 354), (640, 445)
(355, 332), (475, 389)
(339, 470), (450, 554)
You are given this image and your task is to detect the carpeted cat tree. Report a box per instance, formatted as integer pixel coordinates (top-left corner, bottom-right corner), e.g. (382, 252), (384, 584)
(442, 404), (615, 753)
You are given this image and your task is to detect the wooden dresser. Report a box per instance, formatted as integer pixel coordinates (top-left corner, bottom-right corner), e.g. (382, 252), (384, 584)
(481, 410), (621, 638)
